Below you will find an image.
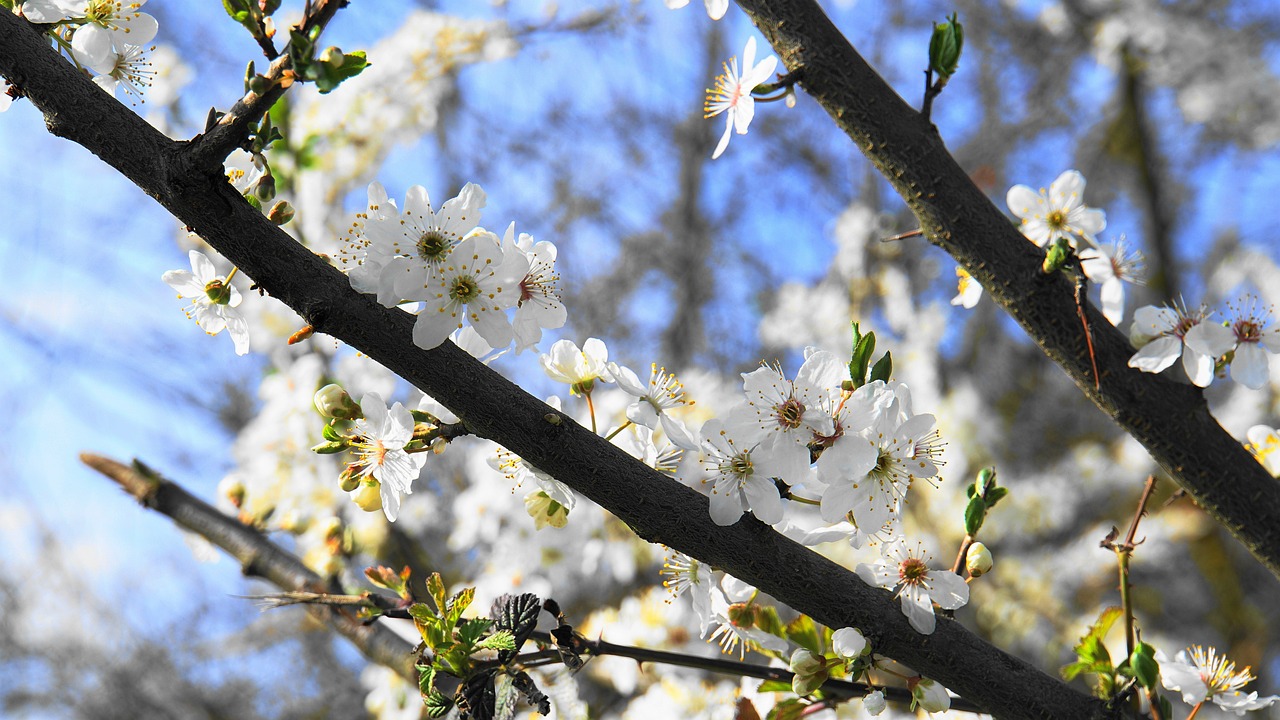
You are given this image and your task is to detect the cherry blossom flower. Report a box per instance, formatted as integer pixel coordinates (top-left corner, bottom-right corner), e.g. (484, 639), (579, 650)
(817, 382), (939, 530)
(162, 249), (250, 356)
(739, 351), (843, 480)
(1128, 302), (1229, 387)
(698, 414), (797, 526)
(490, 448), (576, 511)
(1246, 425), (1280, 476)
(411, 230), (527, 351)
(89, 43), (154, 103)
(500, 222), (566, 352)
(351, 183), (486, 306)
(1005, 170), (1106, 248)
(1211, 297), (1280, 389)
(608, 362), (700, 450)
(24, 0), (159, 68)
(664, 0), (729, 21)
(856, 538), (968, 634)
(661, 550), (717, 633)
(950, 266), (982, 309)
(347, 393), (426, 522)
(705, 592), (789, 658)
(704, 37), (777, 159)
(540, 337), (610, 391)
(1079, 237), (1144, 324)
(1157, 646), (1279, 715)
(910, 677), (952, 713)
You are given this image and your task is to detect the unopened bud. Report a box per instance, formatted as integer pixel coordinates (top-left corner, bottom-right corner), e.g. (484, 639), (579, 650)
(314, 384), (362, 419)
(218, 476), (245, 508)
(319, 46), (345, 70)
(247, 74), (268, 95)
(352, 480), (382, 513)
(267, 200), (294, 225)
(910, 677), (951, 713)
(928, 13), (964, 79)
(430, 436), (448, 454)
(966, 542), (993, 577)
(253, 173), (276, 202)
(789, 649), (828, 695)
(863, 690), (887, 715)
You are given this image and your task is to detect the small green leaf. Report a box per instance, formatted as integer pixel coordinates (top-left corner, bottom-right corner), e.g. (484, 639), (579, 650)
(784, 615), (821, 656)
(321, 422), (342, 442)
(984, 486), (1009, 507)
(964, 495), (986, 535)
(850, 333), (876, 386)
(757, 678), (792, 693)
(417, 663), (437, 695)
(869, 351), (892, 384)
(424, 690), (453, 718)
(457, 618), (492, 648)
(477, 629), (516, 652)
(768, 698), (807, 720)
(426, 573), (448, 614)
(447, 587), (475, 627)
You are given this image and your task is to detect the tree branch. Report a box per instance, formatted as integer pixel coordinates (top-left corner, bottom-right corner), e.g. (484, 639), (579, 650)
(0, 13), (1123, 718)
(79, 452), (417, 681)
(731, 0), (1280, 580)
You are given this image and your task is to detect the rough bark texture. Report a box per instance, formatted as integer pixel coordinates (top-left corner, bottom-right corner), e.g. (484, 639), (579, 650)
(0, 11), (1148, 718)
(733, 0), (1280, 578)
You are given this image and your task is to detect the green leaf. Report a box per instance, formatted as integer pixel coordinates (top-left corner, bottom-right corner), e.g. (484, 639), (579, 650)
(321, 422), (342, 442)
(984, 486), (1009, 507)
(850, 333), (876, 386)
(1061, 606), (1122, 682)
(222, 0), (250, 18)
(490, 593), (542, 664)
(477, 629), (516, 652)
(417, 663), (437, 695)
(753, 604), (786, 639)
(757, 678), (792, 693)
(457, 618), (492, 648)
(408, 603), (437, 625)
(869, 351), (893, 384)
(964, 495), (987, 535)
(447, 586), (475, 627)
(424, 690), (453, 718)
(784, 615), (821, 655)
(768, 698), (807, 720)
(426, 573), (448, 614)
(1130, 642), (1160, 689)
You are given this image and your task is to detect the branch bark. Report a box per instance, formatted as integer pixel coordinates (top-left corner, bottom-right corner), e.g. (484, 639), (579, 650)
(731, 0), (1280, 579)
(0, 12), (1127, 718)
(79, 453), (417, 681)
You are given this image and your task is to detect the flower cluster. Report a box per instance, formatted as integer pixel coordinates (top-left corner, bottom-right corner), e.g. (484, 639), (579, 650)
(23, 0), (159, 103)
(958, 170), (1144, 324)
(341, 182), (566, 352)
(1128, 296), (1280, 389)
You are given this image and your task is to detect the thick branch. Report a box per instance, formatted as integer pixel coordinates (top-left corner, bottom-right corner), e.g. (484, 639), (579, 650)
(732, 0), (1280, 580)
(1, 14), (1121, 718)
(79, 453), (416, 680)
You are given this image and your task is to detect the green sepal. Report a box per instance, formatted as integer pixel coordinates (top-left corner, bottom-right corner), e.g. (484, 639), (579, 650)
(411, 409), (441, 425)
(869, 351), (893, 384)
(849, 331), (875, 388)
(310, 440), (346, 454)
(321, 422), (343, 442)
(963, 495), (986, 535)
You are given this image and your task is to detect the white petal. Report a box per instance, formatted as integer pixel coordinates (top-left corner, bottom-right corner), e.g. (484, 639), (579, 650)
(1184, 321), (1236, 357)
(899, 584), (937, 634)
(743, 477), (783, 525)
(1183, 346), (1218, 387)
(224, 311), (250, 355)
(705, 0), (728, 19)
(412, 304), (459, 350)
(660, 414), (701, 451)
(1099, 278), (1124, 325)
(1049, 170), (1086, 208)
(162, 269), (204, 297)
(1128, 336), (1182, 373)
(1231, 342), (1272, 389)
(1005, 185), (1042, 219)
(855, 560), (897, 590)
(927, 570), (969, 610)
(708, 489), (745, 526)
(71, 25), (114, 69)
(712, 117), (733, 159)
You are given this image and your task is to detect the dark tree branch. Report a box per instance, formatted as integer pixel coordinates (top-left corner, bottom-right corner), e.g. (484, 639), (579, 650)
(731, 0), (1280, 579)
(79, 453), (417, 681)
(1, 12), (1126, 718)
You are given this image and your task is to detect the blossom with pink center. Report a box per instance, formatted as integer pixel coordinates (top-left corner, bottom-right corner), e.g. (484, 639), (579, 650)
(704, 37), (777, 159)
(1079, 237), (1144, 324)
(1129, 301), (1230, 387)
(1005, 170), (1106, 248)
(856, 538), (968, 634)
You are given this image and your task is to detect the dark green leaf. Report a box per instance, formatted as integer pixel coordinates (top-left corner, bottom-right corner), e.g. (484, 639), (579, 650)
(424, 690), (453, 718)
(984, 486), (1009, 507)
(511, 670), (551, 716)
(456, 669), (497, 720)
(964, 495), (986, 535)
(869, 351), (892, 383)
(490, 593), (542, 664)
(757, 679), (792, 693)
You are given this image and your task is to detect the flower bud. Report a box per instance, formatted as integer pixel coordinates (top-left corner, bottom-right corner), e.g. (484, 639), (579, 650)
(339, 465), (360, 492)
(352, 480), (382, 513)
(314, 384), (362, 420)
(247, 74), (268, 95)
(863, 690), (887, 716)
(910, 678), (951, 713)
(218, 476), (245, 508)
(788, 649), (828, 695)
(966, 542), (993, 577)
(832, 627), (867, 658)
(204, 279), (232, 306)
(267, 200), (294, 225)
(319, 46), (345, 70)
(928, 13), (964, 79)
(430, 436), (448, 454)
